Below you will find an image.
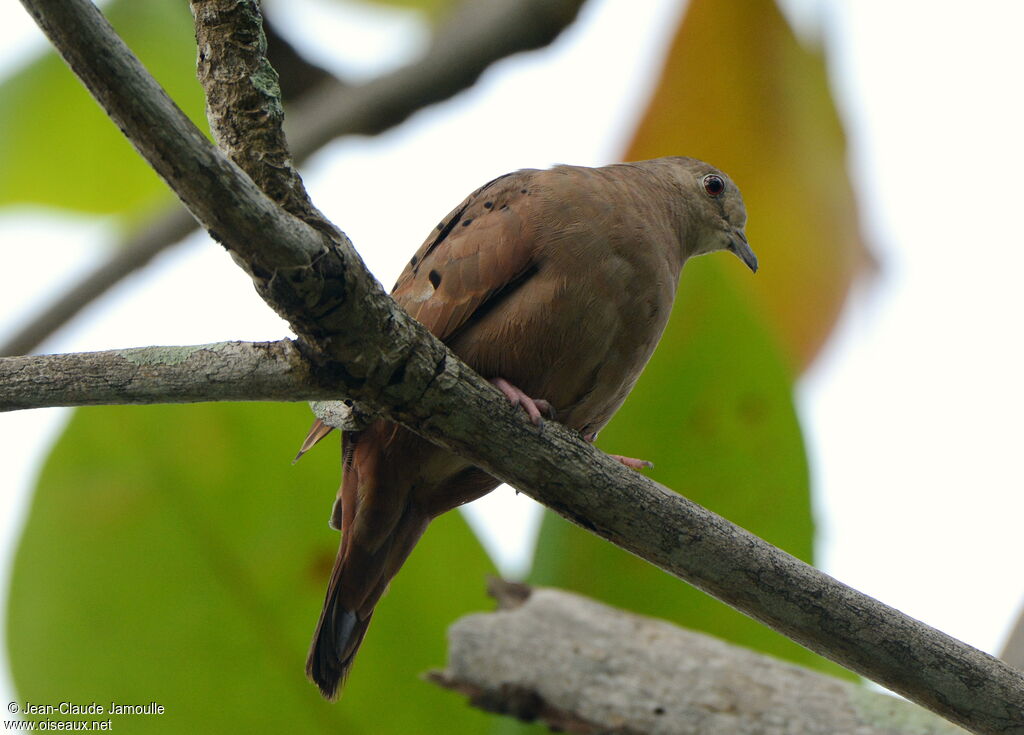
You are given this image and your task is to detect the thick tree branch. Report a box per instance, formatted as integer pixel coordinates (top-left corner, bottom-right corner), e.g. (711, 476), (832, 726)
(0, 340), (339, 410)
(0, 14), (328, 360)
(0, 0), (586, 357)
(16, 1), (1024, 733)
(431, 582), (966, 734)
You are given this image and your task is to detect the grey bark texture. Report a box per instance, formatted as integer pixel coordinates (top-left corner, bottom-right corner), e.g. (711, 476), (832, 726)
(14, 0), (1024, 732)
(0, 340), (336, 410)
(431, 582), (968, 735)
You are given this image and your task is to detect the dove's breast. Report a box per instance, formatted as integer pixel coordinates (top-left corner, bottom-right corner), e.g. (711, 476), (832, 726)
(448, 167), (684, 436)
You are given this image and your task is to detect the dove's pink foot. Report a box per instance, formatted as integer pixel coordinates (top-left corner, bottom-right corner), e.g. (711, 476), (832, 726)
(582, 431), (654, 470)
(490, 378), (554, 425)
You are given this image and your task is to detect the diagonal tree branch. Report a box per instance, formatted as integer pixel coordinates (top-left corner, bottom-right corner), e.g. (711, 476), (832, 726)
(15, 1), (1024, 732)
(0, 14), (331, 359)
(0, 0), (587, 357)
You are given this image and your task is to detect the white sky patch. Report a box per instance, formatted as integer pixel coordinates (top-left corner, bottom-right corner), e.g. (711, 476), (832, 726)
(265, 0), (429, 83)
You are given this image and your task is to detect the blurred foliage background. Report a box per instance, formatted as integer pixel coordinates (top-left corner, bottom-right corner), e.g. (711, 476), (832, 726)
(2, 0), (877, 731)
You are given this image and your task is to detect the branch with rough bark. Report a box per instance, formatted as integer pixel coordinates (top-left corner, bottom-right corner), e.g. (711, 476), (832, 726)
(0, 340), (334, 410)
(0, 0), (587, 357)
(12, 0), (1024, 732)
(430, 581), (967, 734)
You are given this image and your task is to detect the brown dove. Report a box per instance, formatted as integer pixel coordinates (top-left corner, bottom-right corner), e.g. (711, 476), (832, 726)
(302, 156), (757, 699)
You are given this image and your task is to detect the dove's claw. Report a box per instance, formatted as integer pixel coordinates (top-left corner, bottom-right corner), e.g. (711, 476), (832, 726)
(608, 454), (655, 470)
(491, 377), (553, 425)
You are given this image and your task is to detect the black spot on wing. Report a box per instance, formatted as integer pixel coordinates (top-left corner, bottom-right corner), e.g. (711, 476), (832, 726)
(418, 172), (517, 266)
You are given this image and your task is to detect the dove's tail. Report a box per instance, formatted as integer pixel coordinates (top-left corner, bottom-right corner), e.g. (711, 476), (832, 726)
(306, 491), (429, 699)
(305, 589), (372, 700)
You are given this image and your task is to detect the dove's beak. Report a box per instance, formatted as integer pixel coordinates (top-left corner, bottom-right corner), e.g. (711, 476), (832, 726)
(728, 230), (758, 273)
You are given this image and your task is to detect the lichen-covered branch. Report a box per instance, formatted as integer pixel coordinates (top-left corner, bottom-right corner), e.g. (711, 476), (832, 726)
(0, 340), (339, 411)
(16, 1), (1024, 732)
(191, 0), (325, 227)
(431, 582), (967, 735)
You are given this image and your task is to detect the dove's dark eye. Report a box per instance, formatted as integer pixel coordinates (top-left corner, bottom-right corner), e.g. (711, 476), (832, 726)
(702, 174), (725, 197)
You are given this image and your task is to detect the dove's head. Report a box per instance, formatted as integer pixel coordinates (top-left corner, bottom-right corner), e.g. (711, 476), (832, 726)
(664, 157), (757, 273)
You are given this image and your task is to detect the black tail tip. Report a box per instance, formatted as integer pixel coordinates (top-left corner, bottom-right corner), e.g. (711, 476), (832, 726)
(306, 650), (345, 701)
(307, 608), (360, 700)
(313, 674), (342, 701)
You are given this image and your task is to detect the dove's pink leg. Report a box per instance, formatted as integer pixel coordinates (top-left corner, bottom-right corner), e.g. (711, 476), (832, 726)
(583, 431), (654, 470)
(490, 377), (554, 425)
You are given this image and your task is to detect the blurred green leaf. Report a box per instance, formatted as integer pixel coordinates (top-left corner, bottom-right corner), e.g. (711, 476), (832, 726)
(0, 0), (207, 214)
(8, 403), (499, 732)
(528, 259), (852, 681)
(627, 0), (872, 371)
